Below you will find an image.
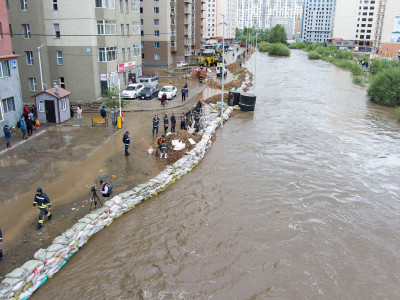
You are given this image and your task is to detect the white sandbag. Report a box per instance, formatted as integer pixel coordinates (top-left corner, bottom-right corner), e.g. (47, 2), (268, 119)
(46, 243), (65, 253)
(71, 222), (88, 232)
(5, 268), (29, 281)
(85, 213), (100, 221)
(110, 196), (122, 205)
(119, 192), (130, 199)
(19, 290), (33, 299)
(25, 273), (35, 283)
(2, 278), (24, 292)
(0, 282), (12, 298)
(103, 200), (114, 208)
(53, 235), (70, 245)
(21, 260), (44, 274)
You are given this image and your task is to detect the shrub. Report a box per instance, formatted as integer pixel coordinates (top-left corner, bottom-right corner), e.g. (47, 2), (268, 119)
(268, 43), (290, 56)
(332, 59), (354, 70)
(367, 68), (400, 107)
(289, 42), (306, 49)
(258, 41), (270, 53)
(351, 63), (363, 76)
(308, 51), (322, 60)
(352, 76), (367, 87)
(336, 49), (353, 60)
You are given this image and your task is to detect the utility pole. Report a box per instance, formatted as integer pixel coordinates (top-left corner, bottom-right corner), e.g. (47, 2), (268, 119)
(221, 14), (225, 128)
(37, 43), (46, 91)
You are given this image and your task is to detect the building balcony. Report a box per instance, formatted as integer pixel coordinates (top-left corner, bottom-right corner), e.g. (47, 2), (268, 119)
(171, 45), (177, 52)
(184, 40), (192, 46)
(184, 30), (191, 36)
(184, 19), (191, 25)
(185, 51), (192, 56)
(184, 9), (191, 14)
(184, 0), (191, 3)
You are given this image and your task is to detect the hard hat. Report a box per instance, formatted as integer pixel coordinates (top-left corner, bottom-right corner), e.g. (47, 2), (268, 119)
(37, 187), (42, 193)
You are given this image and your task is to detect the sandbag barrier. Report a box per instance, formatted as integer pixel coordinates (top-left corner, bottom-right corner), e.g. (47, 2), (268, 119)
(0, 105), (239, 300)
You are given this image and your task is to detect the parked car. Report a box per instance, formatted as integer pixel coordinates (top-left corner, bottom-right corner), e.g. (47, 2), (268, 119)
(138, 75), (159, 88)
(177, 61), (189, 68)
(228, 46), (234, 51)
(158, 86), (177, 100)
(121, 83), (144, 99)
(216, 65), (227, 77)
(138, 87), (160, 100)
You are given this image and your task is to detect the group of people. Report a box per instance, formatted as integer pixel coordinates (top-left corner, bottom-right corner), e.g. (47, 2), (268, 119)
(70, 105), (83, 119)
(3, 105), (41, 149)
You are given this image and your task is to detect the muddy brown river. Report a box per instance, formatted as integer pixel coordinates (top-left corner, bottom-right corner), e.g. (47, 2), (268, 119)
(33, 50), (400, 299)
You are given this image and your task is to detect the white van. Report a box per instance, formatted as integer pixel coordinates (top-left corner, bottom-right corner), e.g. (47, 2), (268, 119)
(139, 76), (159, 88)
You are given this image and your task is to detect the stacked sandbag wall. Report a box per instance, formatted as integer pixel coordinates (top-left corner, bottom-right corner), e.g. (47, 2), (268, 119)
(0, 105), (238, 300)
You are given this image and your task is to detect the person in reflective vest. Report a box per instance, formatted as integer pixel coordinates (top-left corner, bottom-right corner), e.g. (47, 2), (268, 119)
(32, 187), (52, 229)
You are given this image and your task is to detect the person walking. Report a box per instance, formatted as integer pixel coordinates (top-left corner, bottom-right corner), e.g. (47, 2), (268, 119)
(70, 105), (75, 119)
(123, 131), (131, 156)
(160, 141), (168, 159)
(35, 118), (40, 131)
(32, 188), (52, 229)
(180, 113), (186, 130)
(163, 113), (169, 134)
(77, 105), (82, 119)
(161, 93), (167, 107)
(32, 104), (37, 118)
(3, 125), (11, 148)
(26, 116), (34, 136)
(100, 106), (107, 119)
(184, 83), (189, 97)
(181, 87), (186, 102)
(170, 113), (176, 133)
(152, 114), (160, 136)
(19, 117), (27, 140)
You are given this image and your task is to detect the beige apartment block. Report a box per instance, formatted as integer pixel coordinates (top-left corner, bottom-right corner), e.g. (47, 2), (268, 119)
(7, 0), (142, 104)
(333, 0), (378, 52)
(203, 0), (237, 40)
(373, 0), (400, 56)
(141, 0), (204, 68)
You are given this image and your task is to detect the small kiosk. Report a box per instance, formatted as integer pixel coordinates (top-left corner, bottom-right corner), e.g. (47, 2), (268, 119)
(33, 87), (72, 124)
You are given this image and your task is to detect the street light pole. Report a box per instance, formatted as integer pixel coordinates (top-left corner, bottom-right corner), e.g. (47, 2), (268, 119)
(37, 43), (46, 91)
(220, 14), (226, 128)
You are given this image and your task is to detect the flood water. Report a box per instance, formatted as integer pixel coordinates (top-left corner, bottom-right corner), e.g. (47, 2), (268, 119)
(34, 50), (400, 299)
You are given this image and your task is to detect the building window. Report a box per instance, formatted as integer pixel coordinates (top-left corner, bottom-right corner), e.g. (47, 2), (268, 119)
(133, 44), (141, 57)
(141, 30), (144, 36)
(154, 53), (160, 60)
(153, 7), (159, 13)
(53, 0), (58, 10)
(171, 18), (176, 25)
(171, 40), (176, 46)
(131, 0), (139, 12)
(59, 77), (65, 89)
(25, 51), (34, 65)
(38, 100), (44, 112)
(98, 47), (117, 62)
(9, 24), (12, 38)
(154, 42), (159, 48)
(154, 30), (159, 36)
(140, 7), (143, 13)
(97, 20), (116, 35)
(141, 19), (144, 25)
(125, 0), (128, 12)
(132, 21), (140, 34)
(171, 7), (175, 14)
(120, 24), (124, 36)
(126, 24), (129, 35)
(171, 30), (176, 36)
(61, 98), (67, 111)
(0, 61), (10, 78)
(154, 19), (160, 25)
(54, 24), (60, 38)
(127, 47), (130, 59)
(122, 48), (125, 60)
(1, 97), (15, 116)
(19, 0), (27, 10)
(28, 78), (37, 91)
(57, 51), (63, 65)
(22, 24), (31, 38)
(96, 0), (116, 8)
(119, 0), (123, 12)
(6, 0), (9, 10)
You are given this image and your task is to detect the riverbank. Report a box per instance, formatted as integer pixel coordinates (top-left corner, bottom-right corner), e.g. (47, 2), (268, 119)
(0, 49), (253, 282)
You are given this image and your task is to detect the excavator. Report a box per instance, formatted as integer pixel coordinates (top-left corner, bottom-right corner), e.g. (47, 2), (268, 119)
(197, 50), (220, 67)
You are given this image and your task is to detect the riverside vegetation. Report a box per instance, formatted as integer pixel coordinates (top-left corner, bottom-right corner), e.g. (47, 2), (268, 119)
(289, 42), (400, 118)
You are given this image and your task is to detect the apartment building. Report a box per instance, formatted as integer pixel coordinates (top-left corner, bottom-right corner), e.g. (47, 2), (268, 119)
(332, 0), (378, 52)
(237, 0), (303, 31)
(301, 0), (336, 43)
(141, 0), (203, 68)
(373, 0), (400, 56)
(0, 0), (23, 136)
(7, 0), (142, 104)
(203, 0), (237, 40)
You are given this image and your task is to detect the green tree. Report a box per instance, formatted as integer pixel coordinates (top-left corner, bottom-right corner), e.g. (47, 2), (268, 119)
(235, 27), (242, 38)
(367, 68), (400, 107)
(258, 28), (270, 42)
(268, 24), (287, 44)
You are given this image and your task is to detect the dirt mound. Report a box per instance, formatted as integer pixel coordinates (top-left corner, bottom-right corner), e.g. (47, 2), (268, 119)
(153, 130), (202, 165)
